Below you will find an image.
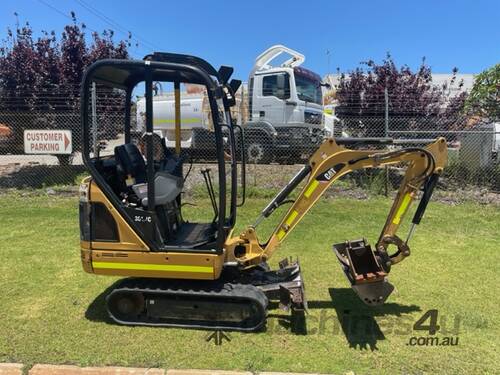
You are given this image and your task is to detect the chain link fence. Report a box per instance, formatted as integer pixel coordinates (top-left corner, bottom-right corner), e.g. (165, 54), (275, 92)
(334, 116), (500, 193)
(0, 107), (498, 194)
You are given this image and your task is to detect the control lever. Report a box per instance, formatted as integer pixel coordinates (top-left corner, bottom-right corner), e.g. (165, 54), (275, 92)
(201, 168), (218, 221)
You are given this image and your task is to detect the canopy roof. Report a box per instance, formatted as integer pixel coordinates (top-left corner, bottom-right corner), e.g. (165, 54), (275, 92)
(87, 53), (222, 90)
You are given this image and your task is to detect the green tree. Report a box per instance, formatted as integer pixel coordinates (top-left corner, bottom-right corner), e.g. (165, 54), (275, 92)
(334, 55), (468, 138)
(465, 63), (500, 120)
(0, 13), (131, 160)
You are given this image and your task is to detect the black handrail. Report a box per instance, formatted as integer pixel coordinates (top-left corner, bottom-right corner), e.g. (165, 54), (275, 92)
(234, 124), (246, 207)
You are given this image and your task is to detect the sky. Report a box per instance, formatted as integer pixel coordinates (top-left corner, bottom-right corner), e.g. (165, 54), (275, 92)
(0, 0), (499, 80)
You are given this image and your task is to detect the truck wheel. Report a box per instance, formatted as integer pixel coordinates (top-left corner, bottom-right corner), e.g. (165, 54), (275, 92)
(246, 139), (272, 164)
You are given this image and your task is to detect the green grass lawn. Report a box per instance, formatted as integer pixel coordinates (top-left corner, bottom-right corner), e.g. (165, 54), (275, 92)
(0, 192), (498, 374)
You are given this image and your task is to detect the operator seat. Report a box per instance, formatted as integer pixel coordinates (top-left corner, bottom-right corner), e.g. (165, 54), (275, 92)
(114, 142), (214, 249)
(114, 143), (184, 205)
(114, 143), (184, 242)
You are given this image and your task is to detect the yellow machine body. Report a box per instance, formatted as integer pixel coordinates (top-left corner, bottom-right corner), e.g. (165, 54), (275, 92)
(81, 177), (225, 280)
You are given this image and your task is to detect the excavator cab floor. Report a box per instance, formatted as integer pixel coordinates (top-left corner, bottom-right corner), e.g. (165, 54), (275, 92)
(164, 222), (216, 248)
(333, 239), (394, 306)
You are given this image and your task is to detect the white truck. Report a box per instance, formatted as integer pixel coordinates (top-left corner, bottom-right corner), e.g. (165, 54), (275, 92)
(136, 45), (328, 163)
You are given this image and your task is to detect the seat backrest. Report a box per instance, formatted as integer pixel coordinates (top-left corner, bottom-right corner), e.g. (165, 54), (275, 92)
(114, 143), (147, 185)
(159, 138), (184, 178)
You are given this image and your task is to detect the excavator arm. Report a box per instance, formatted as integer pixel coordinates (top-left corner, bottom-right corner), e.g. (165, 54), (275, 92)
(226, 137), (447, 305)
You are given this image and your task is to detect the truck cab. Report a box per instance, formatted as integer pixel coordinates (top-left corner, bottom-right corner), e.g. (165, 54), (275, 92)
(249, 64), (323, 128)
(243, 45), (326, 163)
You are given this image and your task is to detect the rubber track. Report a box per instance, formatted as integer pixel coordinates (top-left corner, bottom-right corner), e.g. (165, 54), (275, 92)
(106, 278), (269, 331)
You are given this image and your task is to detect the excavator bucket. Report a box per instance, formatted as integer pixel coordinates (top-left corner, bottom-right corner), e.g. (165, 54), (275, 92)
(333, 239), (394, 306)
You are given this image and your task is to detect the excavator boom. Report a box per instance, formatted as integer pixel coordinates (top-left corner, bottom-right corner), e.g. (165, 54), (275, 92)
(225, 137), (447, 305)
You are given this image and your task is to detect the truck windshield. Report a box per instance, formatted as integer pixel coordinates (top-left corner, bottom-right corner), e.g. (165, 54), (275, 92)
(295, 74), (322, 105)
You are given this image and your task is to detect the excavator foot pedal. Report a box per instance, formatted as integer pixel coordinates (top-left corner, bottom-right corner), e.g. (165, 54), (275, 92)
(333, 239), (394, 306)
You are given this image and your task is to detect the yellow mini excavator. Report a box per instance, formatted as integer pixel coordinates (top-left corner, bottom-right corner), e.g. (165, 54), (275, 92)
(78, 52), (447, 331)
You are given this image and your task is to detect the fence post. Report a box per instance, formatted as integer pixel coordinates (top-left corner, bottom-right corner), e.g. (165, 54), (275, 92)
(384, 86), (389, 137)
(384, 86), (389, 197)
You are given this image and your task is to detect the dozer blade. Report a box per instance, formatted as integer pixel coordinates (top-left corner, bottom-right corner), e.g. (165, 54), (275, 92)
(257, 258), (307, 312)
(333, 239), (394, 306)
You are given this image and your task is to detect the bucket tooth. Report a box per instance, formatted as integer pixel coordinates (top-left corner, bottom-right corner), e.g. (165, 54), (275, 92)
(333, 239), (394, 305)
